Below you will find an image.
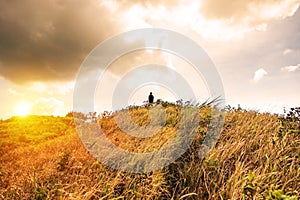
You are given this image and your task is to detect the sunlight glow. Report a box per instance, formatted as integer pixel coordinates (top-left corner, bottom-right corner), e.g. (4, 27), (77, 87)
(15, 102), (32, 116)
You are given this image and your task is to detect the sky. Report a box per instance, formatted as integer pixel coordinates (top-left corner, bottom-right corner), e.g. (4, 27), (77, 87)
(0, 0), (300, 118)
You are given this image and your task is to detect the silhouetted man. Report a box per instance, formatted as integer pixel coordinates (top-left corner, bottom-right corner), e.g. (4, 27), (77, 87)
(148, 92), (154, 103)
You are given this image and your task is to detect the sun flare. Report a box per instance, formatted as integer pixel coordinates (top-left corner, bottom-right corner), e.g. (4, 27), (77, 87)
(15, 102), (32, 116)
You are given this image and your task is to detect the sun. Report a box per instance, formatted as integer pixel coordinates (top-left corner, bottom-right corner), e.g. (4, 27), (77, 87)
(15, 102), (32, 116)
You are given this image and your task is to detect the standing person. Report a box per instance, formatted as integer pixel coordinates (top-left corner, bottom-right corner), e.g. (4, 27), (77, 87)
(148, 92), (154, 103)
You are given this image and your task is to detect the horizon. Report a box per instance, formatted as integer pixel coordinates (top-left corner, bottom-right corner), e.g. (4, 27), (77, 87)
(2, 100), (294, 121)
(0, 0), (299, 119)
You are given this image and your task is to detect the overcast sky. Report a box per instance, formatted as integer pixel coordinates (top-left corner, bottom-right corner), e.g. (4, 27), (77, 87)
(0, 0), (300, 118)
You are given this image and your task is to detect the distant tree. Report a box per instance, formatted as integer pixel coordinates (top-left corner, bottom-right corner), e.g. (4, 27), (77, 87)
(279, 107), (300, 136)
(87, 112), (97, 122)
(65, 111), (87, 120)
(156, 99), (162, 104)
(176, 99), (183, 106)
(285, 107), (300, 122)
(100, 111), (112, 119)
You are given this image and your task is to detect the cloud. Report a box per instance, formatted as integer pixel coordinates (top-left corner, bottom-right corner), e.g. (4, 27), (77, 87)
(7, 88), (17, 96)
(200, 0), (299, 24)
(196, 0), (299, 40)
(28, 81), (74, 95)
(31, 97), (65, 116)
(116, 0), (299, 40)
(0, 0), (121, 84)
(283, 49), (293, 55)
(0, 0), (299, 84)
(103, 0), (179, 9)
(281, 64), (300, 72)
(253, 68), (268, 82)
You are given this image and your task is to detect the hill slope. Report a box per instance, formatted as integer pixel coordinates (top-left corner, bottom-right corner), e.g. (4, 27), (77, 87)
(0, 105), (299, 199)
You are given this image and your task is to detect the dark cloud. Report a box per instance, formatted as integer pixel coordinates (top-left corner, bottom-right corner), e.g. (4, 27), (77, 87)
(0, 0), (121, 83)
(1, 0), (298, 84)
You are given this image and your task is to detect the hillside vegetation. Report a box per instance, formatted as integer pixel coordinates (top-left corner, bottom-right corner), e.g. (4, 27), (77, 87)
(0, 104), (299, 199)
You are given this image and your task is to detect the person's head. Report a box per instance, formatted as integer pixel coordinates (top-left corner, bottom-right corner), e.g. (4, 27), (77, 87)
(150, 92), (152, 95)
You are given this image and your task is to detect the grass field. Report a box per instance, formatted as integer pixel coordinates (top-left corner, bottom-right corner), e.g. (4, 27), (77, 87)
(0, 103), (299, 199)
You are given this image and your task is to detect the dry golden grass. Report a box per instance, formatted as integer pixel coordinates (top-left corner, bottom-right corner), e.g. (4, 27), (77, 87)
(0, 105), (299, 199)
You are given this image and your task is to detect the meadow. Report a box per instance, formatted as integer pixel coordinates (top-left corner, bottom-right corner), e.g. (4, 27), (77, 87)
(0, 103), (299, 199)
